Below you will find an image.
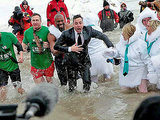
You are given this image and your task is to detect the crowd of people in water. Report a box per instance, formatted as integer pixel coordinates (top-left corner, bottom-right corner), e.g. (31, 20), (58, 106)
(1, 0), (160, 119)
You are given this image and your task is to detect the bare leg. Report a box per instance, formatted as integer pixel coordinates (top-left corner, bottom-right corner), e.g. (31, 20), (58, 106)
(121, 86), (130, 91)
(46, 77), (53, 83)
(104, 74), (111, 81)
(13, 81), (25, 94)
(0, 86), (7, 101)
(138, 79), (148, 93)
(34, 77), (45, 84)
(104, 74), (111, 79)
(17, 87), (25, 94)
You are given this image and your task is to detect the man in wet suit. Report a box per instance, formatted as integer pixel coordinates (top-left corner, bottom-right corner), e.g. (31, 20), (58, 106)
(54, 14), (114, 92)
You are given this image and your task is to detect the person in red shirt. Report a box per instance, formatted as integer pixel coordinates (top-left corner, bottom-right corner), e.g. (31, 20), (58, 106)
(98, 0), (119, 32)
(8, 6), (31, 44)
(46, 0), (70, 26)
(20, 0), (33, 17)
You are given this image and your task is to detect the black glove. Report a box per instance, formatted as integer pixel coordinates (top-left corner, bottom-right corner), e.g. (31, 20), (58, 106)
(106, 58), (121, 65)
(114, 58), (121, 65)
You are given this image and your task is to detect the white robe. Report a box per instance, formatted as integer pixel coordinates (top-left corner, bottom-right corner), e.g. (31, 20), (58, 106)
(48, 25), (61, 39)
(104, 34), (156, 88)
(135, 7), (157, 41)
(146, 26), (160, 87)
(88, 26), (113, 76)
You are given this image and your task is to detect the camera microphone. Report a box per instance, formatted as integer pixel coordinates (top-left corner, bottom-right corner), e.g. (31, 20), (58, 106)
(24, 83), (58, 119)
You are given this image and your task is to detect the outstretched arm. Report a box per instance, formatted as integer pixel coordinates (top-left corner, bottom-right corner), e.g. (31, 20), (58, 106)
(91, 27), (114, 48)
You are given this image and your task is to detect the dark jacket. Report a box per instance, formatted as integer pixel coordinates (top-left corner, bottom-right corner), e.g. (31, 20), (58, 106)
(98, 9), (119, 32)
(118, 9), (134, 28)
(54, 26), (114, 68)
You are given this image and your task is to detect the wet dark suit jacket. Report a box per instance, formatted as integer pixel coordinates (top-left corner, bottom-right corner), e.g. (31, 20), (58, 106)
(54, 26), (114, 88)
(54, 26), (114, 67)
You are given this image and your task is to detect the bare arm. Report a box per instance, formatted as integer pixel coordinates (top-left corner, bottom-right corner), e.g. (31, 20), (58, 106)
(48, 33), (63, 56)
(48, 33), (56, 52)
(22, 42), (28, 52)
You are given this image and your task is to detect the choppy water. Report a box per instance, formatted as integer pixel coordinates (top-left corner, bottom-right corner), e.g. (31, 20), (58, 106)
(1, 0), (160, 120)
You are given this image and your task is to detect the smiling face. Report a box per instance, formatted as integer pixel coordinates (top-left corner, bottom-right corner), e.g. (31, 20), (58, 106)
(73, 17), (84, 33)
(142, 17), (151, 28)
(104, 5), (110, 10)
(146, 23), (153, 35)
(55, 16), (65, 32)
(121, 4), (127, 10)
(31, 15), (41, 30)
(23, 4), (28, 9)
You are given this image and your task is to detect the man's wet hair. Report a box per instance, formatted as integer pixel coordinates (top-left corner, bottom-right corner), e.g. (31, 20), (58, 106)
(73, 14), (83, 22)
(133, 96), (160, 120)
(32, 13), (41, 21)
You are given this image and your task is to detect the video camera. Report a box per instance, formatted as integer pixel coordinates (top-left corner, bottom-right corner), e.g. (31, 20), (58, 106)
(0, 83), (59, 120)
(9, 6), (24, 35)
(13, 6), (23, 20)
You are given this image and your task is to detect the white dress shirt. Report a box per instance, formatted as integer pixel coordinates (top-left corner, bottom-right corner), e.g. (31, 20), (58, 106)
(68, 29), (84, 52)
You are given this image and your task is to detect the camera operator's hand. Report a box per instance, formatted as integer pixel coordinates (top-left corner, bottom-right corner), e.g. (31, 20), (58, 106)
(24, 12), (29, 17)
(71, 43), (83, 53)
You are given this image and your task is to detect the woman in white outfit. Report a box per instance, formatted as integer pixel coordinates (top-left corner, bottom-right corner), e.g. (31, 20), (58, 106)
(146, 20), (160, 88)
(103, 23), (156, 93)
(84, 16), (113, 83)
(135, 7), (157, 40)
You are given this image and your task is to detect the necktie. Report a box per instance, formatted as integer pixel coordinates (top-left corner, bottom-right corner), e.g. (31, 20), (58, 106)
(123, 41), (134, 76)
(33, 30), (42, 53)
(147, 39), (157, 54)
(77, 33), (82, 45)
(145, 32), (158, 54)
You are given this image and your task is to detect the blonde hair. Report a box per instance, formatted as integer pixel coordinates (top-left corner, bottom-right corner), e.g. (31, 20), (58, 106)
(148, 20), (160, 32)
(122, 23), (136, 39)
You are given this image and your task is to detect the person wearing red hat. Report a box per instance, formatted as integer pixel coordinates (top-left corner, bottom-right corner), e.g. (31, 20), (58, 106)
(46, 0), (70, 27)
(118, 2), (134, 28)
(20, 0), (33, 17)
(98, 0), (119, 32)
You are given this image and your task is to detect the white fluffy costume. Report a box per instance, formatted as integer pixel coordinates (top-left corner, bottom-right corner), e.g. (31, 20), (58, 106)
(135, 7), (157, 40)
(103, 34), (157, 88)
(84, 16), (113, 82)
